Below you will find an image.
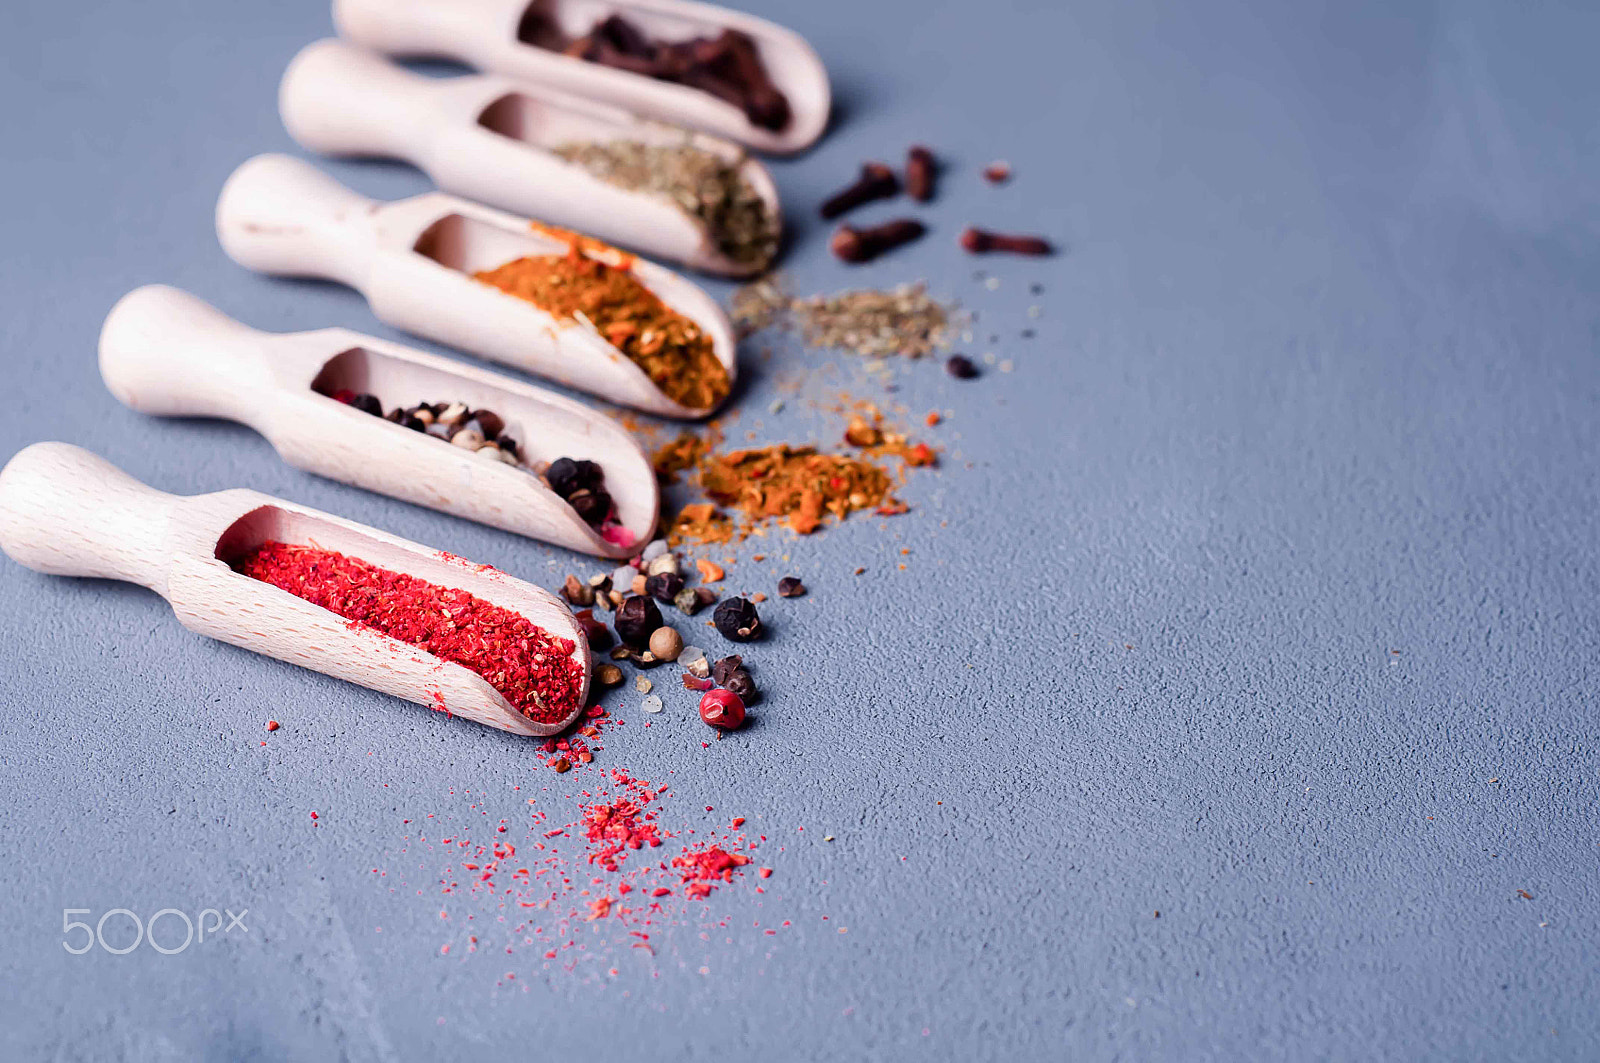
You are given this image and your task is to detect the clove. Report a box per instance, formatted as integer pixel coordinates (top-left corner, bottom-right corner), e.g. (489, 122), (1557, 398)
(819, 163), (900, 219)
(831, 219), (926, 263)
(958, 226), (1052, 256)
(906, 146), (937, 201)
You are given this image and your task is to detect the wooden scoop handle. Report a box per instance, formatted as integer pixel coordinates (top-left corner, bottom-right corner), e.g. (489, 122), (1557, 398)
(215, 153), (378, 287)
(0, 442), (179, 591)
(99, 285), (277, 423)
(279, 39), (443, 160)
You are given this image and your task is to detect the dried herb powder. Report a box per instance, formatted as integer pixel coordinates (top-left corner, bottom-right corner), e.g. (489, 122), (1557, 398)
(731, 279), (957, 359)
(555, 139), (779, 270)
(475, 244), (729, 410)
(234, 542), (584, 725)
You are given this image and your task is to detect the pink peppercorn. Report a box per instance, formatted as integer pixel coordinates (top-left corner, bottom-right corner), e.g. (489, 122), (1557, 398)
(698, 689), (746, 729)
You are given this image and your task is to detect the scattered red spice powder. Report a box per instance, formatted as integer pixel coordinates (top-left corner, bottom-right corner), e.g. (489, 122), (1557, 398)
(393, 768), (774, 973)
(672, 846), (751, 900)
(234, 542), (584, 726)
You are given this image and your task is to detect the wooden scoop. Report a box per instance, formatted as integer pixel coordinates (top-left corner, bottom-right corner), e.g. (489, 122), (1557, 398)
(216, 152), (738, 420)
(0, 443), (591, 736)
(99, 285), (656, 558)
(278, 38), (782, 277)
(332, 0), (830, 155)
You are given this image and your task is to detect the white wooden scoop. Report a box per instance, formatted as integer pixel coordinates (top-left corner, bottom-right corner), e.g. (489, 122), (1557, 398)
(279, 38), (781, 277)
(217, 153), (737, 420)
(99, 285), (657, 558)
(0, 442), (591, 737)
(333, 0), (829, 155)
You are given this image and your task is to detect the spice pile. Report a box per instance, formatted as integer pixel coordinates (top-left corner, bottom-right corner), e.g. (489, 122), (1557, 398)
(731, 278), (957, 360)
(540, 456), (614, 529)
(234, 542), (584, 726)
(554, 140), (779, 270)
(475, 243), (729, 411)
(652, 409), (935, 544)
(519, 13), (790, 131)
(325, 392), (523, 466)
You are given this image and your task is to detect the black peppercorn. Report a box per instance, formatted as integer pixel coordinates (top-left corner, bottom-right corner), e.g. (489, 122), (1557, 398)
(777, 576), (806, 598)
(711, 655), (743, 686)
(573, 608), (613, 651)
(645, 572), (685, 603)
(724, 668), (758, 703)
(546, 457), (604, 499)
(710, 654), (758, 702)
(385, 407), (404, 423)
(614, 595), (662, 648)
(401, 415), (426, 432)
(566, 488), (612, 526)
(713, 598), (762, 641)
(473, 409), (505, 439)
(945, 355), (980, 379)
(497, 435), (519, 458)
(350, 393), (384, 417)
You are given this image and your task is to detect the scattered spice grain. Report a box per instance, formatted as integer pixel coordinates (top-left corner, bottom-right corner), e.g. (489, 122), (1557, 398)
(731, 278), (957, 359)
(777, 577), (805, 598)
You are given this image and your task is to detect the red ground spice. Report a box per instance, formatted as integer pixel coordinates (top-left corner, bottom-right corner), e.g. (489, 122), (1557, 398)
(393, 768), (774, 974)
(234, 542), (584, 725)
(672, 845), (751, 900)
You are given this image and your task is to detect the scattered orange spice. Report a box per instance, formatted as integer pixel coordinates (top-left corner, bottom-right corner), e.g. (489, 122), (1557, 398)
(696, 557), (726, 582)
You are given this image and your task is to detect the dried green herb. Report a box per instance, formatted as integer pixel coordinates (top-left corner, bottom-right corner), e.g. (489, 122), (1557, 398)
(731, 279), (957, 359)
(556, 139), (779, 270)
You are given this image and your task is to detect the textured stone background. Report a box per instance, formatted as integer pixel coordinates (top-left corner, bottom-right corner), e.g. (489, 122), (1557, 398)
(1, 0), (1597, 1059)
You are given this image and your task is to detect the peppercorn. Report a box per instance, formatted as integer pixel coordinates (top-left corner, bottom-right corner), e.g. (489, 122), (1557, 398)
(674, 587), (703, 615)
(498, 435), (519, 458)
(699, 688), (746, 729)
(614, 595), (663, 647)
(610, 644), (662, 668)
(595, 663), (623, 687)
(567, 488), (612, 526)
(573, 608), (613, 650)
(649, 626), (684, 662)
(645, 572), (685, 603)
(711, 654), (757, 701)
(473, 409), (505, 439)
(349, 392), (383, 417)
(546, 457), (603, 499)
(561, 574), (594, 607)
(713, 597), (762, 641)
(723, 668), (758, 703)
(945, 354), (980, 379)
(777, 576), (806, 598)
(401, 415), (426, 432)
